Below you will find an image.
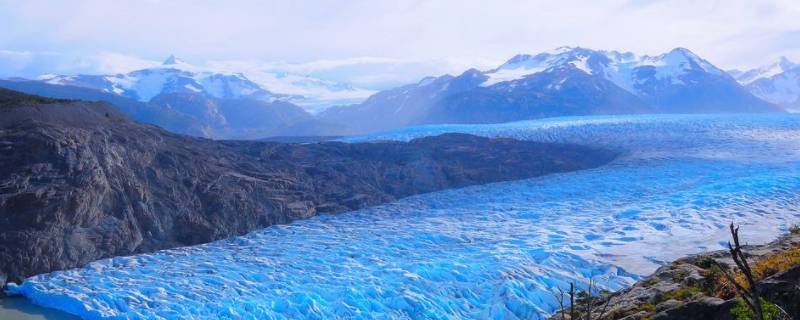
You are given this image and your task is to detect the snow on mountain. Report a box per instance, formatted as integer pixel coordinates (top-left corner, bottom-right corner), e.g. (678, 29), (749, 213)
(161, 54), (185, 66)
(39, 56), (271, 102)
(319, 47), (779, 135)
(35, 55), (374, 113)
(481, 46), (726, 96)
(733, 57), (800, 112)
(241, 71), (375, 114)
(731, 57), (797, 85)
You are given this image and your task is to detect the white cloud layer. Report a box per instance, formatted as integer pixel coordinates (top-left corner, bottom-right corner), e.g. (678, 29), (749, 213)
(0, 0), (798, 85)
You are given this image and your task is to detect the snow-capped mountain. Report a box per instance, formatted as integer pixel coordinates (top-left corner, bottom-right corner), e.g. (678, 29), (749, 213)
(732, 57), (800, 112)
(319, 47), (779, 134)
(39, 55), (274, 102)
(36, 55), (374, 113)
(2, 49), (784, 137)
(730, 57), (797, 85)
(482, 46), (729, 99)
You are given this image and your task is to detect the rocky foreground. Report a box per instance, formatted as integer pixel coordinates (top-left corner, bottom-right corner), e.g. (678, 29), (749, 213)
(550, 231), (800, 320)
(0, 88), (618, 292)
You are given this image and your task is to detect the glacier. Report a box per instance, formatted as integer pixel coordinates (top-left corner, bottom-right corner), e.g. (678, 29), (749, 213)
(7, 114), (800, 320)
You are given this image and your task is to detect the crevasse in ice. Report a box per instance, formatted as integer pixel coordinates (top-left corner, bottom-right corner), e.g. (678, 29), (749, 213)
(8, 114), (800, 319)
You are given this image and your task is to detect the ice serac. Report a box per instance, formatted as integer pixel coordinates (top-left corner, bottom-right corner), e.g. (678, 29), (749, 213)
(0, 88), (617, 292)
(319, 47), (781, 134)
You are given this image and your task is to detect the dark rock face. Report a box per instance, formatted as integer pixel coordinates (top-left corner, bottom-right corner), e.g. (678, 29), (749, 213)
(318, 68), (654, 135)
(0, 88), (618, 290)
(652, 298), (734, 320)
(757, 265), (800, 317)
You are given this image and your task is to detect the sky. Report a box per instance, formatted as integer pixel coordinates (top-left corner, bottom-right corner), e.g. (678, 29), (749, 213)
(1, 0), (799, 88)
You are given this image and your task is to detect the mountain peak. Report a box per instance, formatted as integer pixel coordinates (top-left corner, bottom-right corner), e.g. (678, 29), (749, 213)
(778, 56), (797, 70)
(733, 56), (799, 85)
(162, 55), (186, 65)
(665, 47), (700, 60)
(547, 46), (578, 54)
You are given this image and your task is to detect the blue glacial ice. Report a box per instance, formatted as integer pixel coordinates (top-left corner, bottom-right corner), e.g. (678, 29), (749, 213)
(7, 114), (800, 319)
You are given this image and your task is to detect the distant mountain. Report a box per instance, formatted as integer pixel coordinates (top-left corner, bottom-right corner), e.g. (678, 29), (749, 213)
(0, 79), (330, 139)
(2, 49), (785, 137)
(730, 57), (797, 85)
(732, 57), (800, 112)
(0, 55), (377, 138)
(38, 56), (277, 102)
(34, 55), (374, 114)
(320, 47), (781, 134)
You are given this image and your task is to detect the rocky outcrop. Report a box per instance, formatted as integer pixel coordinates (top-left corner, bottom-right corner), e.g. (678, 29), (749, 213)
(757, 264), (800, 317)
(549, 232), (800, 320)
(0, 88), (618, 292)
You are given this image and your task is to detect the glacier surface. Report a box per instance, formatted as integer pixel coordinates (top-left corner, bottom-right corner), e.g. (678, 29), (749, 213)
(8, 114), (800, 320)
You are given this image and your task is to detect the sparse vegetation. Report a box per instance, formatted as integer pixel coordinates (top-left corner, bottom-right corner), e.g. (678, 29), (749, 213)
(712, 224), (766, 319)
(730, 298), (785, 320)
(659, 285), (703, 302)
(640, 277), (660, 287)
(551, 277), (615, 320)
(709, 224), (793, 320)
(789, 224), (800, 235)
(707, 243), (800, 299)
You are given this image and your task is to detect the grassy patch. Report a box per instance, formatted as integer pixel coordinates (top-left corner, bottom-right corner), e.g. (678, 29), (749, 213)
(708, 244), (800, 298)
(641, 277), (660, 287)
(660, 285), (703, 302)
(671, 269), (690, 282)
(730, 298), (784, 320)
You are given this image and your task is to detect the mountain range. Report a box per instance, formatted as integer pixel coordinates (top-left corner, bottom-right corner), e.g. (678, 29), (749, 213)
(320, 47), (782, 134)
(0, 47), (788, 138)
(37, 55), (375, 113)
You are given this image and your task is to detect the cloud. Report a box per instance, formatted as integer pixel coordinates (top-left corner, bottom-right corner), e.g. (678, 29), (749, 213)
(0, 49), (491, 90)
(0, 0), (798, 79)
(0, 50), (160, 78)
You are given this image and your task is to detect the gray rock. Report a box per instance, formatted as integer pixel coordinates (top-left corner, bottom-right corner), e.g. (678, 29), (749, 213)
(653, 297), (727, 320)
(656, 299), (683, 312)
(757, 264), (800, 317)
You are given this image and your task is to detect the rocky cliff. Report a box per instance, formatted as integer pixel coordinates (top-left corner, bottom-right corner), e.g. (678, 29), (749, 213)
(0, 88), (618, 291)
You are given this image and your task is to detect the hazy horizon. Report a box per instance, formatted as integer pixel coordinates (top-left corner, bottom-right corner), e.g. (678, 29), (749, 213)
(1, 0), (799, 88)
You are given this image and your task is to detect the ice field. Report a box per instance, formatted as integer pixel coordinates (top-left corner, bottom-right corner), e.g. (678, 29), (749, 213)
(8, 114), (800, 319)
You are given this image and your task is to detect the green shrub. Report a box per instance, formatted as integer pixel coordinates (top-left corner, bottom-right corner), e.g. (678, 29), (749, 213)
(693, 255), (720, 269)
(729, 298), (783, 320)
(660, 285), (703, 302)
(639, 303), (656, 313)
